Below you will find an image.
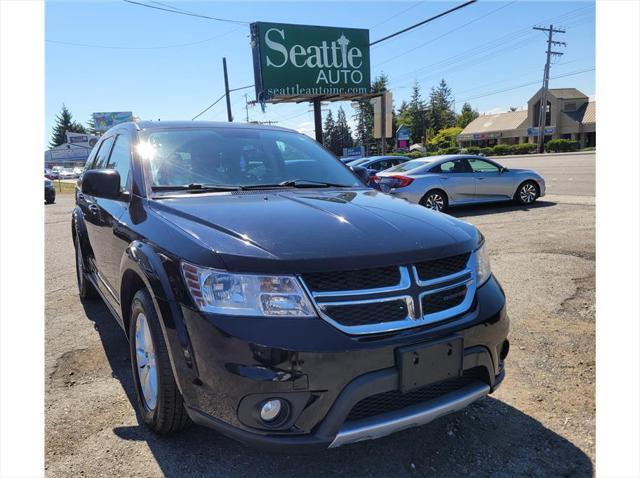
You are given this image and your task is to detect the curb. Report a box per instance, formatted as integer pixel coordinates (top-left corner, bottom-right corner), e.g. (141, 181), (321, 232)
(488, 150), (596, 160)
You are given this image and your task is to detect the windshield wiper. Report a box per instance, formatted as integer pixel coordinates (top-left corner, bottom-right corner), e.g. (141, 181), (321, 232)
(151, 183), (242, 193)
(239, 180), (351, 190)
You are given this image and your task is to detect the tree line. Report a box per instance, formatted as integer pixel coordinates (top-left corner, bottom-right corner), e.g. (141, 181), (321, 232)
(322, 75), (481, 156)
(52, 78), (481, 155)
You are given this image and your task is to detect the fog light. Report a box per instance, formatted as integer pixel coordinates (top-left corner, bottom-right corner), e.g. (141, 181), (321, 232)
(259, 399), (282, 422)
(500, 339), (510, 361)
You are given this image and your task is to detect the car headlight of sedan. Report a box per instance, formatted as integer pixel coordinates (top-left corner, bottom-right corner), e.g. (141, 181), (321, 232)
(181, 262), (316, 317)
(475, 235), (492, 287)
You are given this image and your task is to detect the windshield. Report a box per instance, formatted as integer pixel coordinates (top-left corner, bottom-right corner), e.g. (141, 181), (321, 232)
(385, 159), (430, 173)
(138, 128), (360, 190)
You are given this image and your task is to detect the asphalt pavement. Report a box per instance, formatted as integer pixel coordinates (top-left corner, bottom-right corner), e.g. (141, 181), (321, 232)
(492, 152), (595, 197)
(45, 153), (595, 477)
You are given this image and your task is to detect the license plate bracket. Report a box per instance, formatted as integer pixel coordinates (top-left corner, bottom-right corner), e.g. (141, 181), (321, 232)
(396, 337), (463, 393)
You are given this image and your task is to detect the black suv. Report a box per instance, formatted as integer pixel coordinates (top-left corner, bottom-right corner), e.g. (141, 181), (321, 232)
(72, 121), (509, 450)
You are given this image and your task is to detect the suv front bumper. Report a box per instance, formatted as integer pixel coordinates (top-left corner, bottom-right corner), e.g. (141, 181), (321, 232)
(172, 275), (509, 450)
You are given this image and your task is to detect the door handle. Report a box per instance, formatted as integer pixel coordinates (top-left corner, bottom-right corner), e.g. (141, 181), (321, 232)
(439, 176), (449, 180)
(476, 177), (486, 180)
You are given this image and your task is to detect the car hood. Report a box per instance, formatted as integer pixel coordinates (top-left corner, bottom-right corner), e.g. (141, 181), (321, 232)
(149, 188), (479, 273)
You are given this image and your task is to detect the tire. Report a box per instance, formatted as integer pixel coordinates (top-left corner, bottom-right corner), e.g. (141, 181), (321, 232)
(420, 189), (449, 212)
(515, 181), (539, 205)
(129, 289), (191, 435)
(74, 234), (96, 299)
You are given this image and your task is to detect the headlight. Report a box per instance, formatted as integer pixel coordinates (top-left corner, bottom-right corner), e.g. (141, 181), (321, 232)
(181, 262), (316, 317)
(475, 239), (492, 287)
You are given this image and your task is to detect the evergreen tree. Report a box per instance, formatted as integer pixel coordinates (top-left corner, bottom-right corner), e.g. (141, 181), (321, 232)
(397, 82), (428, 145)
(456, 102), (479, 129)
(427, 79), (456, 133)
(322, 110), (336, 152)
(49, 104), (87, 147)
(353, 73), (388, 154)
(333, 106), (354, 154)
(86, 115), (97, 135)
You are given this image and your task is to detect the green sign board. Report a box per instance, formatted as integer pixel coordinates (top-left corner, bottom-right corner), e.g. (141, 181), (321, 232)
(251, 22), (371, 102)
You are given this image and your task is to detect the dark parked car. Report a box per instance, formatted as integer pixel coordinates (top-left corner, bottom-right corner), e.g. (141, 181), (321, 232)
(72, 121), (509, 450)
(347, 155), (410, 188)
(45, 177), (55, 204)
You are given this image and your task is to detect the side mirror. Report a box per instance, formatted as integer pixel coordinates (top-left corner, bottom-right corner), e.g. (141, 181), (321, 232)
(81, 169), (121, 199)
(351, 165), (370, 184)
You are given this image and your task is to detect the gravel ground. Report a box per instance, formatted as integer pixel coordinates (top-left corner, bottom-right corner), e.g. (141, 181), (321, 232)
(45, 188), (594, 477)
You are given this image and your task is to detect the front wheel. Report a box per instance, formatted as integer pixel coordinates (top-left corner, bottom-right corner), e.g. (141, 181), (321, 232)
(421, 190), (448, 212)
(515, 181), (539, 205)
(129, 289), (191, 435)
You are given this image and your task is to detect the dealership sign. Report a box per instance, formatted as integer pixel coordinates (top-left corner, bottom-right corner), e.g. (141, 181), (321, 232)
(92, 111), (134, 132)
(251, 22), (371, 101)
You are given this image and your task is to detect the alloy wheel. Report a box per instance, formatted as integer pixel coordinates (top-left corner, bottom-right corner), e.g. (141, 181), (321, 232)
(425, 193), (445, 211)
(520, 183), (537, 204)
(135, 312), (158, 411)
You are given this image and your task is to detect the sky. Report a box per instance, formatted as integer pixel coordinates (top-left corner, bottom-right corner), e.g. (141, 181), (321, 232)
(45, 0), (595, 145)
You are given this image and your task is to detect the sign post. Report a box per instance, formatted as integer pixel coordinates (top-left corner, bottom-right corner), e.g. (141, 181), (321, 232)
(372, 91), (392, 153)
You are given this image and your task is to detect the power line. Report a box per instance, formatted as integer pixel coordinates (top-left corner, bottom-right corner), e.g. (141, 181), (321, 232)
(370, 1), (426, 30)
(457, 67), (594, 103)
(386, 8), (593, 89)
(192, 93), (227, 120)
(373, 0), (517, 68)
(45, 27), (243, 50)
(369, 0), (477, 46)
(122, 0), (249, 24)
(192, 84), (254, 121)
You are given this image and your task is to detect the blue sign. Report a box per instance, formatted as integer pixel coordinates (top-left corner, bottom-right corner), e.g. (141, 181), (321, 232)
(396, 125), (410, 141)
(528, 126), (555, 136)
(343, 145), (365, 158)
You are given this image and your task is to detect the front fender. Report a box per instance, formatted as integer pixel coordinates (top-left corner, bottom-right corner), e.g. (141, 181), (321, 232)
(120, 240), (198, 394)
(71, 206), (94, 268)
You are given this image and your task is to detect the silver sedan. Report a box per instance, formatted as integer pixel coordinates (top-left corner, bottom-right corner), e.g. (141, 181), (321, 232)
(375, 154), (546, 212)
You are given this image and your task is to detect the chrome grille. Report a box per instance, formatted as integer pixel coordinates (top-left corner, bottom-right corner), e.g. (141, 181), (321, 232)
(302, 266), (400, 292)
(300, 252), (476, 334)
(414, 253), (471, 281)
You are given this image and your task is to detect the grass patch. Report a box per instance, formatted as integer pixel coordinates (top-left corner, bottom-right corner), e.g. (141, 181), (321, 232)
(53, 181), (77, 194)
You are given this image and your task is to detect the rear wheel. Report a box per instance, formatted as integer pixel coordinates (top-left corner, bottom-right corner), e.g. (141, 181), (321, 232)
(420, 190), (448, 212)
(129, 289), (191, 434)
(74, 234), (96, 299)
(515, 181), (539, 205)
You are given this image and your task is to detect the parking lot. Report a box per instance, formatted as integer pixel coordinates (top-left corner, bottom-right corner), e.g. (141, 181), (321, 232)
(45, 153), (594, 477)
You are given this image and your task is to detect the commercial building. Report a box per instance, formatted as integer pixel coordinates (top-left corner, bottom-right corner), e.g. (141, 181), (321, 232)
(44, 132), (99, 168)
(458, 87), (595, 148)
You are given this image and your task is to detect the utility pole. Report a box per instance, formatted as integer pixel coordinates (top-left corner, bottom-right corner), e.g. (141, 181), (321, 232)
(313, 99), (323, 143)
(222, 57), (233, 122)
(533, 24), (566, 153)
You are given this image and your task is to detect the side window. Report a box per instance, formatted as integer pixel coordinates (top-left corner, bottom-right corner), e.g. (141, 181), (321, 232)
(369, 160), (386, 171)
(438, 160), (471, 173)
(93, 136), (115, 169)
(468, 158), (500, 173)
(106, 134), (132, 192)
